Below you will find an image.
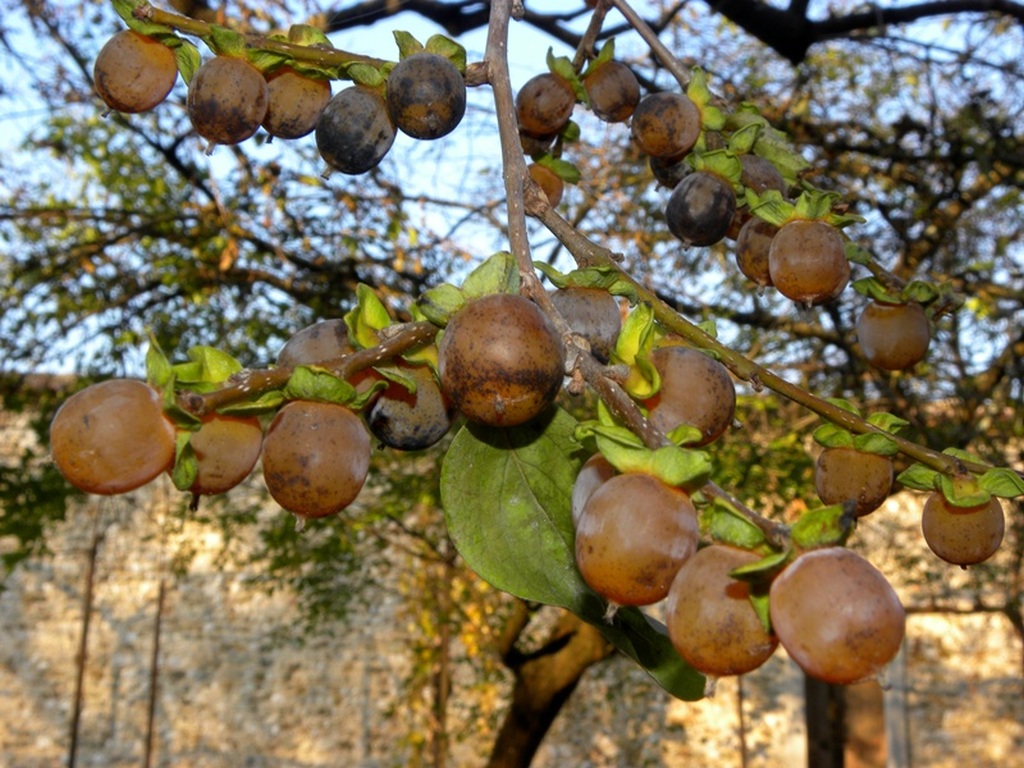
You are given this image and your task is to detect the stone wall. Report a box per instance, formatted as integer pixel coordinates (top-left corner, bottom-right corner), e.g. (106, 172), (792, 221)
(1, 407), (1022, 767)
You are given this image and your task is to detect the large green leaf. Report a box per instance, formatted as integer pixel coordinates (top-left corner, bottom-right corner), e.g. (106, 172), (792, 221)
(440, 407), (705, 701)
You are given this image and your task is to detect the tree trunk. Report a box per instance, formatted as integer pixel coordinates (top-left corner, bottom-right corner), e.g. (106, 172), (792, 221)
(486, 610), (614, 768)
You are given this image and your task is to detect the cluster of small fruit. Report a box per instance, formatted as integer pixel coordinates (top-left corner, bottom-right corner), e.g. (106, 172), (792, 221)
(92, 26), (467, 172)
(510, 46), (936, 374)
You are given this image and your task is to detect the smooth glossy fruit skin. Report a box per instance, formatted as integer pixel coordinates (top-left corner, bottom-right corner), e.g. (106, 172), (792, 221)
(187, 56), (269, 150)
(665, 171), (737, 247)
(570, 453), (616, 527)
(93, 30), (178, 114)
(574, 472), (699, 606)
(769, 547), (905, 684)
(50, 379), (176, 495)
(921, 492), (1004, 566)
(735, 217), (778, 287)
(665, 545), (779, 677)
(630, 92), (701, 159)
(768, 219), (850, 305)
(366, 364), (452, 451)
(645, 346), (736, 446)
(548, 286), (621, 364)
(856, 300), (931, 371)
(316, 85), (396, 175)
(438, 293), (565, 427)
(814, 446), (894, 517)
(262, 401), (370, 518)
(187, 414), (263, 495)
(583, 60), (640, 123)
(262, 66), (332, 139)
(528, 163), (564, 207)
(516, 73), (576, 139)
(386, 52), (466, 140)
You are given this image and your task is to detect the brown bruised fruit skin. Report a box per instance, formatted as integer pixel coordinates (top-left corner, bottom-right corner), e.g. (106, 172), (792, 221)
(768, 219), (850, 305)
(93, 29), (178, 114)
(276, 318), (380, 395)
(921, 492), (1004, 566)
(262, 66), (332, 140)
(645, 345), (736, 446)
(316, 85), (395, 175)
(575, 472), (699, 607)
(769, 547), (905, 684)
(548, 286), (621, 364)
(630, 92), (701, 159)
(187, 55), (269, 151)
(50, 379), (176, 495)
(438, 293), (565, 427)
(582, 60), (640, 123)
(186, 414), (263, 495)
(856, 300), (931, 371)
(665, 545), (778, 677)
(515, 72), (576, 139)
(261, 400), (371, 518)
(386, 52), (466, 140)
(665, 170), (738, 247)
(814, 446), (894, 518)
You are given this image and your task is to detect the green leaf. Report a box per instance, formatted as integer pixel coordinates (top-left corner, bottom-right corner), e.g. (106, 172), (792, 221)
(896, 462), (940, 491)
(574, 422), (712, 491)
(902, 280), (940, 306)
(690, 150), (743, 189)
(702, 498), (768, 550)
(284, 365), (357, 406)
(392, 30), (424, 59)
(440, 409), (704, 700)
(535, 155), (581, 185)
(852, 277), (903, 304)
(581, 38), (616, 77)
(790, 504), (855, 550)
(416, 283), (466, 326)
(174, 40), (201, 85)
(866, 411), (910, 433)
(170, 431), (198, 492)
(288, 24), (332, 47)
(851, 432), (900, 457)
(424, 34), (467, 73)
(937, 474), (992, 508)
(175, 345), (243, 386)
(461, 251), (520, 299)
(145, 334), (174, 391)
(978, 468), (1024, 498)
(730, 548), (791, 580)
(346, 63), (385, 88)
(112, 0), (174, 37)
(247, 49), (290, 73)
(205, 25), (248, 58)
(812, 422), (853, 449)
(345, 284), (394, 349)
(546, 49), (584, 103)
(746, 189), (795, 228)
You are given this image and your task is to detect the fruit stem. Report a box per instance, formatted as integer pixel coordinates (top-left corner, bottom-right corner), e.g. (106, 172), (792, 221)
(531, 203), (994, 480)
(177, 320), (438, 416)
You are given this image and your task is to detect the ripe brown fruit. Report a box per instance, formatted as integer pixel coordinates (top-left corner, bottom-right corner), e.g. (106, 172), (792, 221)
(570, 452), (616, 527)
(187, 55), (269, 151)
(814, 446), (894, 517)
(644, 345), (736, 446)
(583, 60), (640, 123)
(574, 472), (699, 606)
(366, 364), (453, 451)
(438, 293), (565, 427)
(630, 92), (701, 159)
(93, 29), (178, 114)
(856, 300), (931, 371)
(769, 547), (905, 684)
(262, 66), (332, 140)
(516, 73), (576, 139)
(921, 492), (1004, 566)
(316, 85), (396, 175)
(665, 170), (737, 247)
(50, 379), (176, 495)
(548, 286), (621, 363)
(768, 219), (850, 306)
(527, 162), (564, 207)
(386, 52), (466, 140)
(262, 400), (370, 518)
(665, 545), (778, 677)
(186, 414), (263, 495)
(734, 216), (778, 288)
